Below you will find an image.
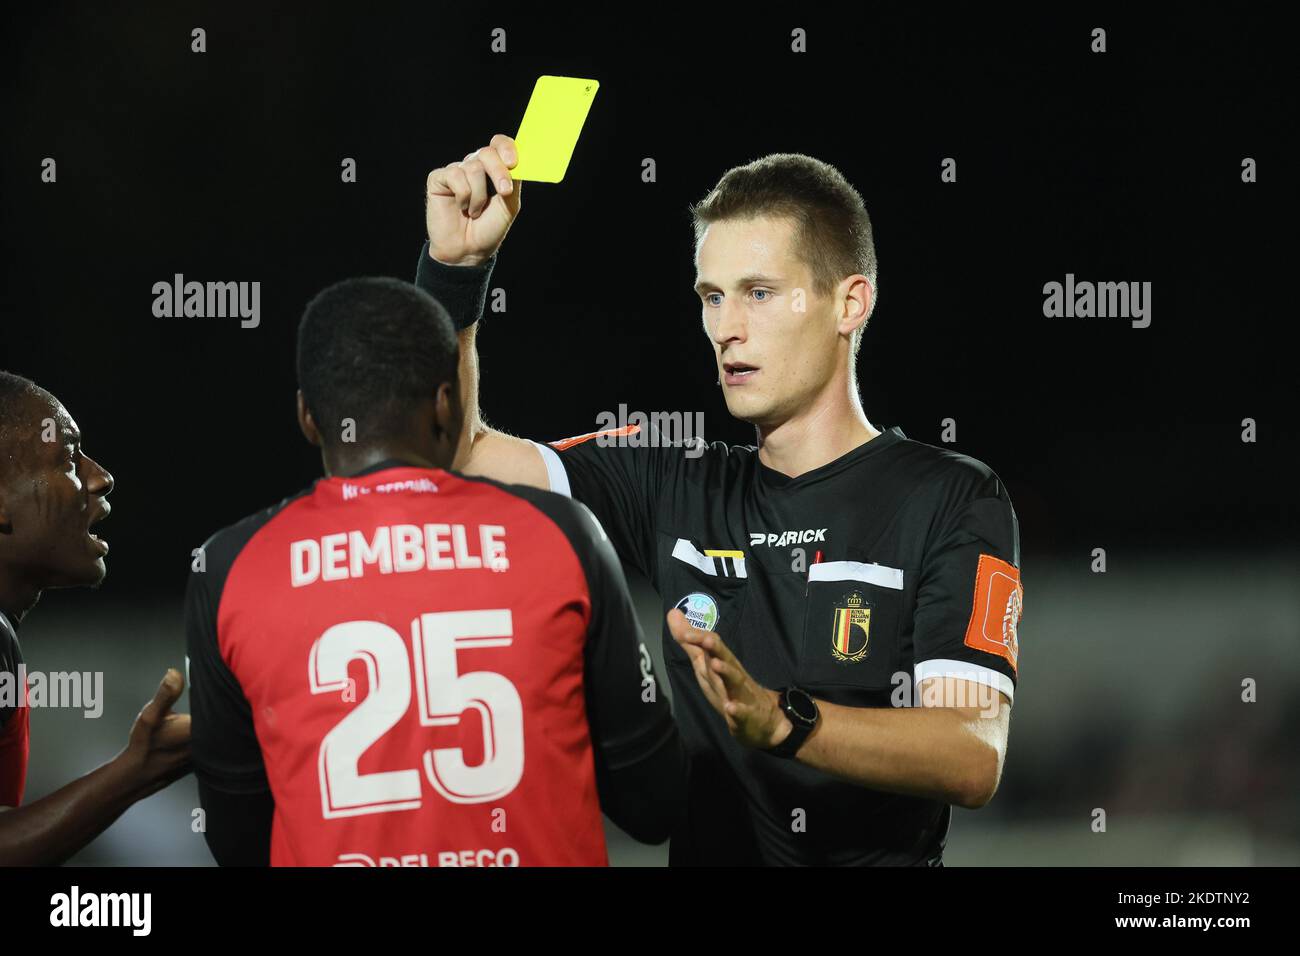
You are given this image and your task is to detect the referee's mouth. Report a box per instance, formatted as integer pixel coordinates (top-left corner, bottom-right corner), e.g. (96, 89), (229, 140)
(723, 362), (760, 386)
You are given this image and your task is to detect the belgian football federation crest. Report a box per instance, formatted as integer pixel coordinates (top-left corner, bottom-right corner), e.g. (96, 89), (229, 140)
(831, 591), (872, 662)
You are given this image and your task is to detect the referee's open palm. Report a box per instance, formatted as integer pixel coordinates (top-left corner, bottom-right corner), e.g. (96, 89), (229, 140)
(667, 609), (784, 749)
(426, 134), (523, 267)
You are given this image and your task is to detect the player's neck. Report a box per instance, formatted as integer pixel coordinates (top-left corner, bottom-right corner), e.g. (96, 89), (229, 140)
(754, 381), (879, 479)
(0, 571), (40, 626)
(322, 444), (443, 479)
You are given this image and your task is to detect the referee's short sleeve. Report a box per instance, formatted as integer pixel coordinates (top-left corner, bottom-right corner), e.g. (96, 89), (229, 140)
(910, 467), (1023, 706)
(528, 426), (681, 579)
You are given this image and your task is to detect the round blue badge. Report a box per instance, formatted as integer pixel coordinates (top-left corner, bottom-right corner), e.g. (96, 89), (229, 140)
(675, 592), (719, 631)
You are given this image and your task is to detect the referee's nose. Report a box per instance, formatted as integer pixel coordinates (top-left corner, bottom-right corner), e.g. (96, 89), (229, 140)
(711, 298), (748, 347)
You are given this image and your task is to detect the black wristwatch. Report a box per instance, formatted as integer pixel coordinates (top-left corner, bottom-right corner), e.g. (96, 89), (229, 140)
(767, 687), (819, 759)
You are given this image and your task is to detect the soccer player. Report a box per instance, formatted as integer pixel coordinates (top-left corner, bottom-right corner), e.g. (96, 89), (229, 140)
(413, 135), (1026, 865)
(0, 371), (192, 865)
(186, 277), (682, 867)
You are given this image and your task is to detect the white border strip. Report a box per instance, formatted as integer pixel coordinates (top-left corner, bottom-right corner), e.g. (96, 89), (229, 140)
(671, 538), (715, 576)
(530, 440), (572, 497)
(670, 540), (748, 578)
(914, 658), (1015, 705)
(808, 560), (904, 590)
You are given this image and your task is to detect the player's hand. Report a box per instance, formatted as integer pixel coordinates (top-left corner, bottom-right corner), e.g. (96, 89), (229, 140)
(121, 668), (192, 793)
(426, 134), (522, 267)
(667, 609), (791, 750)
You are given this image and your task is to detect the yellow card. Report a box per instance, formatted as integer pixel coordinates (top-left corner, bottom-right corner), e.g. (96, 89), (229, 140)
(510, 75), (599, 183)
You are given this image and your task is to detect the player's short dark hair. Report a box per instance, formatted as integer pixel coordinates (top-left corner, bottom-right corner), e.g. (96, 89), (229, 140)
(0, 370), (47, 483)
(689, 153), (879, 335)
(0, 370), (40, 419)
(296, 277), (459, 448)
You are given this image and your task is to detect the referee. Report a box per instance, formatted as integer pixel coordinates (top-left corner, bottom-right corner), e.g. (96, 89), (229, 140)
(413, 134), (1024, 866)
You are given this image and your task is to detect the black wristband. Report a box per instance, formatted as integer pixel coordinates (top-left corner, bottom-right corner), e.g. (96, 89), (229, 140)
(413, 240), (497, 331)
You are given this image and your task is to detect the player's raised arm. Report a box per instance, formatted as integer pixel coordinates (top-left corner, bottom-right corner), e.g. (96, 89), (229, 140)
(417, 136), (683, 582)
(421, 135), (548, 488)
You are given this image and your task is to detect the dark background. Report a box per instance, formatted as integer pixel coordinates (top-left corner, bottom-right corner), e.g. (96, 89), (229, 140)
(2, 7), (1295, 864)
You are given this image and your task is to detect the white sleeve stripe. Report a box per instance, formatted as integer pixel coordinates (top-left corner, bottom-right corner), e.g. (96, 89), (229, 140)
(913, 658), (1015, 705)
(529, 440), (572, 497)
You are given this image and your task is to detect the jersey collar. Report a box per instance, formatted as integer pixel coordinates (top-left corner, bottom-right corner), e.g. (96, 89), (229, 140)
(340, 458), (437, 479)
(758, 426), (905, 489)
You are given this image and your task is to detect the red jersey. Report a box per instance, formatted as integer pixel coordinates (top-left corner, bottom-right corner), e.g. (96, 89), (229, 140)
(0, 611), (28, 807)
(185, 461), (674, 867)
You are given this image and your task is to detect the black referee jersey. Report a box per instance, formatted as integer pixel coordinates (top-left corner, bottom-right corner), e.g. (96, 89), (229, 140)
(417, 248), (1025, 866)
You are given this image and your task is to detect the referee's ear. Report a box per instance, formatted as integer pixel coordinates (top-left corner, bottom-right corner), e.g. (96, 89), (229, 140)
(296, 390), (322, 448)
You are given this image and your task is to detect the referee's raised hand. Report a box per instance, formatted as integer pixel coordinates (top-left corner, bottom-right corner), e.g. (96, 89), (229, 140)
(667, 609), (791, 752)
(425, 134), (522, 267)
